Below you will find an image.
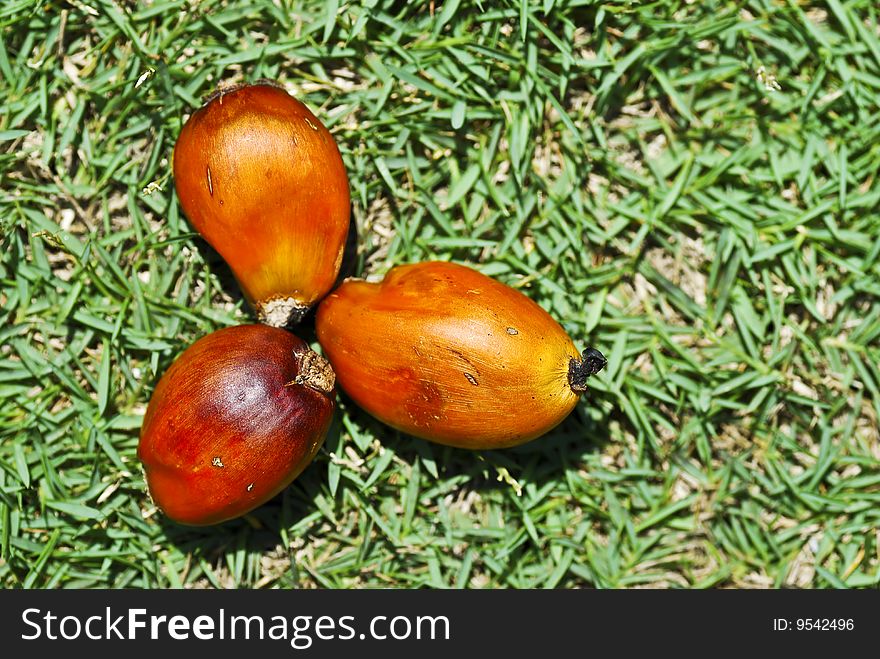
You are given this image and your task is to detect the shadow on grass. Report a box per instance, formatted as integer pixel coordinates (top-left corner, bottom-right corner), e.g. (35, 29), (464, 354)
(336, 386), (613, 496)
(191, 235), (247, 309)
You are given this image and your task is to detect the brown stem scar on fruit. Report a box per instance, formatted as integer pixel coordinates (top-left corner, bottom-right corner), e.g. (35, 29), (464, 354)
(464, 372), (479, 386)
(287, 350), (336, 395)
(212, 456), (224, 468)
(506, 327), (518, 335)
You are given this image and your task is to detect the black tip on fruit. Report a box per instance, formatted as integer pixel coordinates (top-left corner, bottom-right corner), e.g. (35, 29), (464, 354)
(568, 347), (607, 393)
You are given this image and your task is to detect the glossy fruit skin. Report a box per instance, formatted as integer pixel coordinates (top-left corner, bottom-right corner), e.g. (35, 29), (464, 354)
(138, 325), (335, 525)
(315, 261), (604, 449)
(173, 82), (350, 327)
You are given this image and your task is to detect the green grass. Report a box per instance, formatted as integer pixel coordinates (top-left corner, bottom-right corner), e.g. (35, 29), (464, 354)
(1, 0), (879, 589)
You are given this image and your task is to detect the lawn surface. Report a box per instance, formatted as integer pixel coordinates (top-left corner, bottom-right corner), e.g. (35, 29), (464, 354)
(1, 0), (879, 588)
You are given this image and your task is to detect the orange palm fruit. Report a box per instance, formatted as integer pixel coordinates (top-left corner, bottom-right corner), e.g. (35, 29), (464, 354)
(173, 82), (350, 327)
(138, 325), (336, 525)
(315, 261), (606, 449)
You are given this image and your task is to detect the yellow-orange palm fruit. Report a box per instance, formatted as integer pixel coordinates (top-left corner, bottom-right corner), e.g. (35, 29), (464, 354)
(315, 261), (606, 449)
(173, 82), (350, 327)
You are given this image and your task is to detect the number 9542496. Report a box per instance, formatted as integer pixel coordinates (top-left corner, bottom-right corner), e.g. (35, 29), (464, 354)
(797, 619), (854, 631)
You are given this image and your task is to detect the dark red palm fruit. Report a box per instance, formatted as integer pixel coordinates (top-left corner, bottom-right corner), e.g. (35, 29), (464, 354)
(138, 324), (335, 525)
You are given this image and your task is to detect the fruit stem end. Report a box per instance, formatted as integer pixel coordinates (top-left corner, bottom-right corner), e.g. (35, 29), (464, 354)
(568, 347), (607, 394)
(290, 350), (336, 396)
(257, 296), (309, 329)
